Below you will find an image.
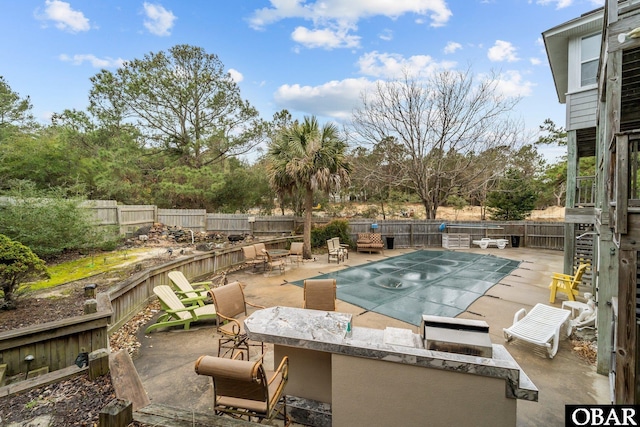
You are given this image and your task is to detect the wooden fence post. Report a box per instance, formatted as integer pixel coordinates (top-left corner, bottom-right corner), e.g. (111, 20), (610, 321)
(99, 398), (132, 427)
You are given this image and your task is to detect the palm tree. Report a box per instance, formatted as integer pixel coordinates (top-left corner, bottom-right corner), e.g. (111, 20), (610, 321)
(266, 116), (351, 259)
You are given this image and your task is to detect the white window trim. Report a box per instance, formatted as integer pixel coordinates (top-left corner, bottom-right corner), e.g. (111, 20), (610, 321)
(568, 31), (600, 93)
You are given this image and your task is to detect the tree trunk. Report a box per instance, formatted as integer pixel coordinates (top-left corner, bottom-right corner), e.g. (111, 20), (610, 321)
(422, 199), (437, 220)
(379, 201), (386, 220)
(303, 187), (314, 259)
(1, 283), (16, 310)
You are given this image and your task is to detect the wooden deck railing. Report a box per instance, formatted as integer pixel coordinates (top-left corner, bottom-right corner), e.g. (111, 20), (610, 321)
(0, 238), (291, 378)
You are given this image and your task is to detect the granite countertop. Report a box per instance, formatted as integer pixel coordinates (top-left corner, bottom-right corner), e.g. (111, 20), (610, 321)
(245, 306), (538, 401)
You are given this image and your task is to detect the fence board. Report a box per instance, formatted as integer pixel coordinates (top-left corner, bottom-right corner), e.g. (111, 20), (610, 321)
(81, 200), (118, 226)
(0, 312), (111, 376)
(117, 205), (157, 236)
(159, 209), (206, 231)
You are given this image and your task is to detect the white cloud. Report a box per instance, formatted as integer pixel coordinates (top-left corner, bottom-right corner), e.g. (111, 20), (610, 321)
(493, 70), (534, 97)
(357, 51), (455, 79)
(249, 1), (451, 51)
(274, 78), (373, 120)
(37, 0), (90, 33)
(249, 0), (452, 31)
(142, 3), (176, 36)
(379, 29), (393, 41)
(228, 68), (243, 83)
(535, 0), (573, 9)
(444, 41), (462, 54)
(59, 53), (124, 68)
(292, 25), (360, 49)
(488, 40), (519, 62)
(529, 57), (542, 65)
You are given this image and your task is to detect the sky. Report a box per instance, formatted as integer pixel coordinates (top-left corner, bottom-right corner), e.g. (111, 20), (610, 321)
(0, 0), (606, 162)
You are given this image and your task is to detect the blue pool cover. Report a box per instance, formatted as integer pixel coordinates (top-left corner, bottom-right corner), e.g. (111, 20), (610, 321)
(292, 250), (520, 326)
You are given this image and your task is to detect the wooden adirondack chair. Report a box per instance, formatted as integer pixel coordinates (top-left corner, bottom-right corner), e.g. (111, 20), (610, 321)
(549, 263), (588, 303)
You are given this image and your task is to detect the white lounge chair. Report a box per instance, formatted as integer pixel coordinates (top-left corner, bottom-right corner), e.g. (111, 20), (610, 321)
(472, 237), (508, 249)
(503, 303), (571, 358)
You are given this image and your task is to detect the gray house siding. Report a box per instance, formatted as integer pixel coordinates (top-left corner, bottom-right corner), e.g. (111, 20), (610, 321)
(566, 88), (598, 130)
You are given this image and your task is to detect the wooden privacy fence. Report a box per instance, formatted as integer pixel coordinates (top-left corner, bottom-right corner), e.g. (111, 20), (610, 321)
(347, 220), (564, 250)
(0, 238), (292, 379)
(79, 200), (565, 248)
(90, 204), (301, 237)
(0, 196), (567, 250)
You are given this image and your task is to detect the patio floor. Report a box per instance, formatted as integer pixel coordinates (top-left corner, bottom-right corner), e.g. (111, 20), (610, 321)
(133, 246), (609, 427)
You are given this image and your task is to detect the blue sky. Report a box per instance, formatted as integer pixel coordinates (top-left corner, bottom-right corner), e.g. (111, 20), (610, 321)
(0, 0), (604, 161)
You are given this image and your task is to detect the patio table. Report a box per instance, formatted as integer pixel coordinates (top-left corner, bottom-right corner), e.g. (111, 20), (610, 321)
(266, 249), (289, 258)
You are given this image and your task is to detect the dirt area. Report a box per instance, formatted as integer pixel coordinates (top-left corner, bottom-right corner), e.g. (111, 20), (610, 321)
(0, 245), (184, 426)
(0, 254), (171, 333)
(433, 205), (565, 221)
(309, 203), (565, 221)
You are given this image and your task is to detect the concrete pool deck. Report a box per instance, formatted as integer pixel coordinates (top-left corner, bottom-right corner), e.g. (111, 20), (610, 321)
(133, 246), (609, 426)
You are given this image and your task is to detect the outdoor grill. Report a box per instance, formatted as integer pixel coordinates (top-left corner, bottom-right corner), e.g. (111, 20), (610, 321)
(421, 315), (493, 358)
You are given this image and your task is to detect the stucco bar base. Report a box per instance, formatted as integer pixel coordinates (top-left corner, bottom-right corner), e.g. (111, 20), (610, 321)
(246, 307), (536, 427)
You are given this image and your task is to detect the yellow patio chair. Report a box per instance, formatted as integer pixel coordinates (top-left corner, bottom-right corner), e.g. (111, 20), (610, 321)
(549, 263), (588, 303)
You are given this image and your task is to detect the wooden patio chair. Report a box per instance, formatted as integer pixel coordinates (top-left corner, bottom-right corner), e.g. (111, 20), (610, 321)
(145, 285), (217, 334)
(332, 237), (349, 260)
(210, 281), (265, 359)
(327, 239), (343, 264)
(549, 263), (588, 303)
(195, 353), (290, 425)
(303, 278), (337, 311)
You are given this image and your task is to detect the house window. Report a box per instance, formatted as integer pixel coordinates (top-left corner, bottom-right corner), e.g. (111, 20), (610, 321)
(581, 33), (600, 87)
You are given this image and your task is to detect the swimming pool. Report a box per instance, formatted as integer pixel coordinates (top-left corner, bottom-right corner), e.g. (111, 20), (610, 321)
(292, 250), (520, 326)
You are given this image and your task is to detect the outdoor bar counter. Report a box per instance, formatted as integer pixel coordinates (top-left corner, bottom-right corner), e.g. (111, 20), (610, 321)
(245, 306), (537, 427)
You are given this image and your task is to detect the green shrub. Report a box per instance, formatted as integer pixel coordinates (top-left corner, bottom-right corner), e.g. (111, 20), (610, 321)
(311, 220), (353, 249)
(0, 234), (48, 309)
(0, 180), (119, 260)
